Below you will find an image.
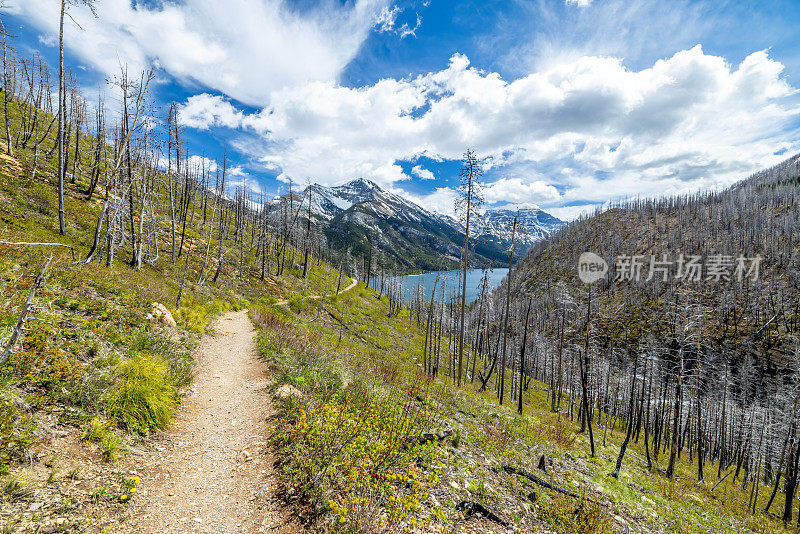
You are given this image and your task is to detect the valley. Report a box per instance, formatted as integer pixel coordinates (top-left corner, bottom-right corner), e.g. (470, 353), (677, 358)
(2, 3), (800, 534)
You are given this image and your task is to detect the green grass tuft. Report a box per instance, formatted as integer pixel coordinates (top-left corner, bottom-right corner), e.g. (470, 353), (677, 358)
(109, 355), (176, 434)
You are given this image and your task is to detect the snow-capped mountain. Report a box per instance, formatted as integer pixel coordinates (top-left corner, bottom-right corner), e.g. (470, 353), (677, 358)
(270, 179), (563, 271)
(479, 207), (565, 253)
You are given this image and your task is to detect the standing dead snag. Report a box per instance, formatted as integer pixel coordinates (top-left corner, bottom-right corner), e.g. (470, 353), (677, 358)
(580, 284), (596, 457)
(518, 296), (532, 414)
(498, 216), (517, 404)
(455, 149), (483, 387)
(56, 0), (97, 235)
(1, 256), (52, 366)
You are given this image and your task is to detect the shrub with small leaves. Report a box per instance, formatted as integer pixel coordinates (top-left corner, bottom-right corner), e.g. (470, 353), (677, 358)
(0, 395), (36, 475)
(278, 390), (443, 532)
(539, 493), (612, 534)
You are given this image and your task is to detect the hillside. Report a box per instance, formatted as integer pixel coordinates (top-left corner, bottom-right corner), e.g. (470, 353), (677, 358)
(516, 153), (800, 366)
(1, 88), (796, 533)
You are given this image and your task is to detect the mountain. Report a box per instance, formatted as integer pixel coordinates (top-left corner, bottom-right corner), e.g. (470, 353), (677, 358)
(513, 152), (800, 367)
(479, 207), (565, 254)
(268, 179), (564, 271)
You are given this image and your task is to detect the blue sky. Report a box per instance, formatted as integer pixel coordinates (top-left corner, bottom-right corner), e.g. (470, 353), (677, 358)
(3, 0), (800, 220)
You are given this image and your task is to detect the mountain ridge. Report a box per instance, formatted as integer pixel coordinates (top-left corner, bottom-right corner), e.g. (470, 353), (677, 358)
(269, 178), (565, 271)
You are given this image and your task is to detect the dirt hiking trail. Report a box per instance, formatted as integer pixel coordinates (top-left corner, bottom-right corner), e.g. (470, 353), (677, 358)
(124, 310), (298, 533)
(273, 276), (358, 306)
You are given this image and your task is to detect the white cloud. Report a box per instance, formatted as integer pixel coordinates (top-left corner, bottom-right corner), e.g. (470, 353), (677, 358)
(482, 178), (560, 205)
(375, 5), (400, 32)
(5, 0), (389, 106)
(160, 44), (799, 216)
(399, 186), (460, 218)
(229, 176), (265, 196)
(186, 155), (218, 173)
(179, 94), (243, 130)
(37, 34), (56, 47)
(374, 5), (420, 39)
(411, 165), (435, 180)
(565, 0), (593, 7)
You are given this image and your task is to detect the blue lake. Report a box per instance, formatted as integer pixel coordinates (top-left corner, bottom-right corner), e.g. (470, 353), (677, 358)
(380, 268), (509, 304)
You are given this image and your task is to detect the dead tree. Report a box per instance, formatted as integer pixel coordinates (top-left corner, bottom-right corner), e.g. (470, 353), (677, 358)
(1, 256), (52, 366)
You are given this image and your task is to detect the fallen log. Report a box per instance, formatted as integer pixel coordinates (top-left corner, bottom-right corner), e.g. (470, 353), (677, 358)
(499, 465), (602, 505)
(1, 256), (52, 366)
(455, 501), (508, 527)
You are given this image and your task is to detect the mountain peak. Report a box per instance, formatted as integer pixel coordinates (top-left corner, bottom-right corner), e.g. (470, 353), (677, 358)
(347, 177), (379, 190)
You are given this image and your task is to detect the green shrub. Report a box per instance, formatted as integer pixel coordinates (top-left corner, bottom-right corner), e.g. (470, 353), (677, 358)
(0, 395), (36, 476)
(109, 355), (176, 434)
(287, 294), (303, 314)
(539, 493), (612, 534)
(279, 390), (442, 532)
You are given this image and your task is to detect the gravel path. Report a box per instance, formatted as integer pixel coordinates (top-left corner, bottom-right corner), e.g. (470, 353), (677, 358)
(273, 277), (357, 306)
(126, 310), (297, 533)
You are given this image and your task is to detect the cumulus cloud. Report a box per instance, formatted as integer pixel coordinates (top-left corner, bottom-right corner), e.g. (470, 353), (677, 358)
(186, 155), (218, 173)
(5, 0), (390, 106)
(411, 165), (435, 180)
(482, 178), (560, 205)
(181, 45), (797, 216)
(179, 94), (243, 130)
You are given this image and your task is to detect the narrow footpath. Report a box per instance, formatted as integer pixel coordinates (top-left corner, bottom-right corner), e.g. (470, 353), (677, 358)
(124, 310), (297, 533)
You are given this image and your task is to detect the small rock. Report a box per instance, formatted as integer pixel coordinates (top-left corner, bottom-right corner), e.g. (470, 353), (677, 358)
(275, 384), (304, 400)
(152, 302), (177, 327)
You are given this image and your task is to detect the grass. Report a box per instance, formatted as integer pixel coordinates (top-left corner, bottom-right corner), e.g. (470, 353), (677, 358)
(1, 472), (34, 502)
(252, 270), (793, 534)
(82, 417), (112, 443)
(109, 354), (176, 434)
(173, 296), (248, 334)
(538, 493), (613, 534)
(0, 393), (36, 476)
(99, 431), (129, 463)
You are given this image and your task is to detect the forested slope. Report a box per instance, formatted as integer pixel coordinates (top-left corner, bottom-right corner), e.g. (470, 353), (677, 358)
(492, 152), (800, 526)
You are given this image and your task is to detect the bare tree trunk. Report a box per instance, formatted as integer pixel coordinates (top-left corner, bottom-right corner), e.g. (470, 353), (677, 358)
(580, 285), (596, 457)
(498, 217), (517, 405)
(57, 0), (67, 235)
(518, 297), (532, 414)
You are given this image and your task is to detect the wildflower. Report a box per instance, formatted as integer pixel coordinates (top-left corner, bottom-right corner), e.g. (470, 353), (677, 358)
(119, 494), (129, 502)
